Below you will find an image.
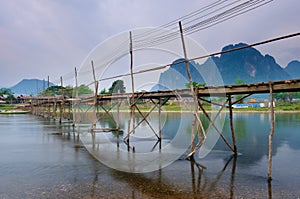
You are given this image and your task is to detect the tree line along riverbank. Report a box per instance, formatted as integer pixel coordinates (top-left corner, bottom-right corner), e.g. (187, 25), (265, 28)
(3, 102), (300, 113)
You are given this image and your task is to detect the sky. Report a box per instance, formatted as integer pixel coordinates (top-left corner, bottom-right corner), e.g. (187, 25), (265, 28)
(0, 0), (300, 88)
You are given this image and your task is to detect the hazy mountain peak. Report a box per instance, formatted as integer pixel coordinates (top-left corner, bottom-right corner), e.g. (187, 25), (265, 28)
(285, 60), (300, 79)
(10, 79), (55, 95)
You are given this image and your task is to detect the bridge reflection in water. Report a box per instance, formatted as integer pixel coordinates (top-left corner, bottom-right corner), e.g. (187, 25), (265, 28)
(25, 78), (300, 181)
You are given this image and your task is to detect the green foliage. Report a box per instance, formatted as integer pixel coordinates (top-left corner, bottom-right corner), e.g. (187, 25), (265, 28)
(0, 104), (14, 110)
(0, 88), (13, 96)
(100, 88), (108, 94)
(274, 92), (300, 102)
(108, 80), (126, 94)
(184, 82), (206, 88)
(38, 84), (93, 97)
(77, 84), (93, 95)
(0, 88), (14, 103)
(234, 78), (247, 103)
(39, 86), (63, 96)
(64, 86), (74, 97)
(235, 78), (246, 85)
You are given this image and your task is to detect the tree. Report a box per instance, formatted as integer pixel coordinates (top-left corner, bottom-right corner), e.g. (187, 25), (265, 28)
(77, 84), (93, 95)
(235, 77), (246, 85)
(108, 80), (126, 94)
(234, 78), (247, 103)
(184, 82), (206, 88)
(0, 88), (14, 104)
(100, 88), (108, 94)
(38, 86), (63, 96)
(38, 84), (93, 97)
(274, 92), (300, 102)
(64, 86), (73, 97)
(0, 88), (13, 96)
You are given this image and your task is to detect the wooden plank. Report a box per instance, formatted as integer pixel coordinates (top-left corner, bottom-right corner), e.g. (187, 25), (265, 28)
(23, 78), (300, 105)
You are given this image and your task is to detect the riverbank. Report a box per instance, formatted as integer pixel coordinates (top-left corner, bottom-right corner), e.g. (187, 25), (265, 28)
(2, 102), (300, 114)
(115, 102), (300, 113)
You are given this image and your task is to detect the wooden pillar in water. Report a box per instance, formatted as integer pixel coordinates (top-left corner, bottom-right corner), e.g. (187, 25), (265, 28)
(228, 95), (238, 155)
(127, 31), (135, 143)
(158, 98), (162, 150)
(47, 98), (51, 118)
(158, 98), (162, 141)
(73, 67), (79, 127)
(116, 91), (121, 131)
(268, 81), (275, 181)
(91, 60), (99, 130)
(116, 92), (121, 145)
(59, 76), (64, 124)
(53, 100), (57, 120)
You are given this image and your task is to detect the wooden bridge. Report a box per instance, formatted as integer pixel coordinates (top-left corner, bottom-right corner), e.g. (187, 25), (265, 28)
(22, 27), (300, 180)
(23, 78), (300, 180)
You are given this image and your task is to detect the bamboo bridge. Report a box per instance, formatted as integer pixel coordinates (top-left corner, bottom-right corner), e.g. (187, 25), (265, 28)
(21, 26), (300, 180)
(23, 78), (300, 181)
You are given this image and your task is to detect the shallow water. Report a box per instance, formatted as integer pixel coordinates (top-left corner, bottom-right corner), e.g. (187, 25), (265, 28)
(0, 113), (299, 198)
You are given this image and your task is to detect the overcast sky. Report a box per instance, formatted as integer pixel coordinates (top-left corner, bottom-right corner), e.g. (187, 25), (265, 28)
(0, 0), (300, 88)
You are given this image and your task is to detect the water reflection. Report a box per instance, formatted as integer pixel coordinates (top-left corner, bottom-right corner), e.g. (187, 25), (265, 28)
(77, 112), (300, 197)
(81, 112), (299, 169)
(1, 113), (300, 198)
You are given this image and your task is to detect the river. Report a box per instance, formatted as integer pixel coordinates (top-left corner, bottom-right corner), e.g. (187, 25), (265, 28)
(0, 112), (299, 198)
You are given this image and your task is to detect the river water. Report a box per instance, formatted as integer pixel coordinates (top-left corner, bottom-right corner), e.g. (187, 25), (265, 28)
(0, 112), (299, 198)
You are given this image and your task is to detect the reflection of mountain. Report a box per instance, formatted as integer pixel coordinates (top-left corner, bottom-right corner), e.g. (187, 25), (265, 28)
(95, 112), (300, 166)
(214, 113), (300, 165)
(153, 43), (298, 90)
(275, 113), (300, 150)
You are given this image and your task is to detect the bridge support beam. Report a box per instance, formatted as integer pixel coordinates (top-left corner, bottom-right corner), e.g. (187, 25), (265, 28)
(268, 82), (275, 181)
(228, 95), (238, 155)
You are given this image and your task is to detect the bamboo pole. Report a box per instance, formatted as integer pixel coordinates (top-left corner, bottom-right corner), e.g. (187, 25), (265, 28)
(47, 76), (50, 91)
(116, 94), (120, 140)
(179, 21), (204, 158)
(47, 99), (50, 118)
(158, 98), (162, 141)
(36, 79), (39, 96)
(268, 82), (275, 181)
(126, 31), (135, 143)
(68, 101), (71, 121)
(59, 103), (62, 123)
(124, 97), (169, 140)
(130, 31), (134, 102)
(198, 99), (235, 153)
(179, 21), (194, 155)
(73, 67), (79, 127)
(158, 98), (164, 150)
(228, 95), (238, 154)
(91, 60), (98, 130)
(53, 100), (57, 119)
(59, 76), (64, 124)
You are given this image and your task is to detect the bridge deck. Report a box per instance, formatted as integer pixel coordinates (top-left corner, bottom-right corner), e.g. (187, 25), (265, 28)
(93, 78), (300, 101)
(26, 78), (300, 103)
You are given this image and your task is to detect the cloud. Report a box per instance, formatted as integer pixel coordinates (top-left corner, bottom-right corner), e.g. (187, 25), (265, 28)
(0, 0), (299, 87)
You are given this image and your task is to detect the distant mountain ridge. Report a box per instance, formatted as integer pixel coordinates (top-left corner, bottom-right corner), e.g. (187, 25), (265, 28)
(285, 60), (300, 79)
(10, 79), (55, 95)
(153, 43), (300, 90)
